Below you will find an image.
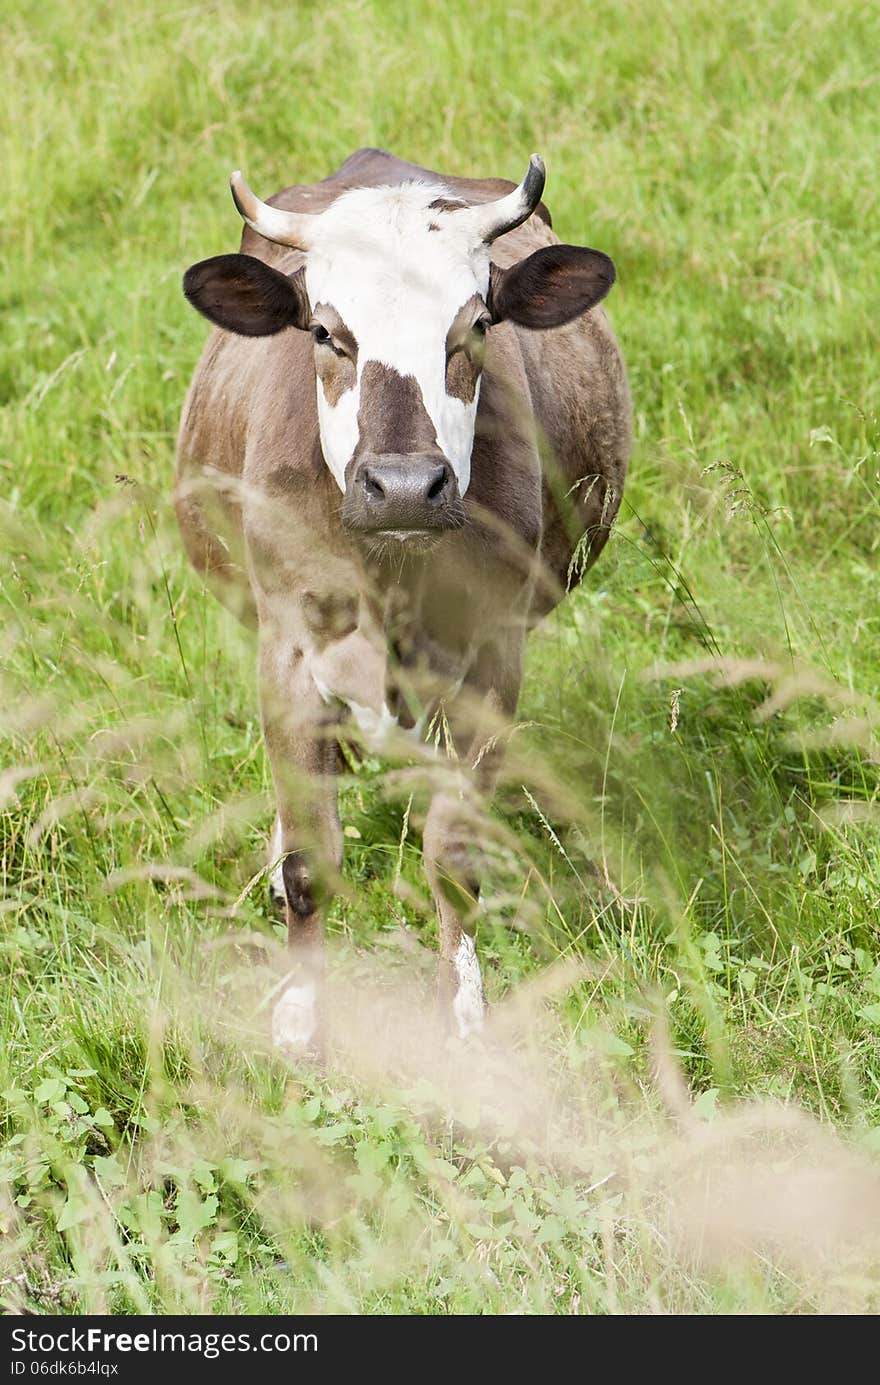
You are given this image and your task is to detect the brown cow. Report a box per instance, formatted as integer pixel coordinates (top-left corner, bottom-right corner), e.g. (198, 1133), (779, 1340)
(176, 148), (631, 1050)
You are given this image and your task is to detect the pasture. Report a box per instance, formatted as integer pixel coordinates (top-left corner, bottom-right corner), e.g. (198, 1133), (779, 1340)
(2, 0), (880, 1314)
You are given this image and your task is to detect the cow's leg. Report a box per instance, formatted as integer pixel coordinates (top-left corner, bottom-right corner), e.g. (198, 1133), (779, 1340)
(422, 635), (524, 1037)
(259, 639), (342, 1054)
(268, 813), (286, 911)
(423, 789), (486, 1037)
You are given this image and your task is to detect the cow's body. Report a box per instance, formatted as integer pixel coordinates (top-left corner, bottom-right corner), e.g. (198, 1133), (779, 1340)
(176, 148), (631, 1048)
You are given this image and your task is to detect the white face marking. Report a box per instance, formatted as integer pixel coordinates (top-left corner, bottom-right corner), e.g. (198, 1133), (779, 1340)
(304, 184), (491, 494)
(452, 931), (485, 1037)
(272, 981), (317, 1051)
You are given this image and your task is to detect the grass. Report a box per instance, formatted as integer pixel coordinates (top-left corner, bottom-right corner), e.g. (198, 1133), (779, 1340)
(2, 0), (880, 1314)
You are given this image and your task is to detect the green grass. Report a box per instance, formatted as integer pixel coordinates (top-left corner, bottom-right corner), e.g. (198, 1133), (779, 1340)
(2, 0), (880, 1314)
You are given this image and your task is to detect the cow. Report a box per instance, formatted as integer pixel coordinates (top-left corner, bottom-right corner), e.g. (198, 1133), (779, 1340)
(175, 147), (631, 1052)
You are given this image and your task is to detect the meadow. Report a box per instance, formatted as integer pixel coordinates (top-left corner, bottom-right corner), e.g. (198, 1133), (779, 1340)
(2, 0), (880, 1314)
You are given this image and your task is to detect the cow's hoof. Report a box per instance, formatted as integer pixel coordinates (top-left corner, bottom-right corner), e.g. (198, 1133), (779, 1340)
(272, 982), (319, 1054)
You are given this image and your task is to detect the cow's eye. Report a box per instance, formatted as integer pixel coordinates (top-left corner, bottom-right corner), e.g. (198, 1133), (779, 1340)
(311, 324), (332, 346)
(472, 316), (491, 338)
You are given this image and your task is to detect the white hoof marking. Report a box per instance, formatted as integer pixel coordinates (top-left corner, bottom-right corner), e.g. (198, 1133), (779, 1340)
(452, 932), (485, 1038)
(272, 982), (317, 1051)
(269, 816), (285, 905)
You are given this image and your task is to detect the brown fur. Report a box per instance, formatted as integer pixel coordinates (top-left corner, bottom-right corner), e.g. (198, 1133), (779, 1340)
(445, 294), (486, 403)
(445, 349), (481, 404)
(354, 361), (439, 457)
(312, 303), (357, 406)
(427, 195), (468, 213)
(176, 149), (631, 1040)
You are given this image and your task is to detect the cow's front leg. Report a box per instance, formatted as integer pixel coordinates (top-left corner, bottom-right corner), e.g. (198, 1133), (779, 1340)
(422, 635), (524, 1037)
(259, 638), (342, 1055)
(423, 789), (486, 1037)
(268, 813), (286, 912)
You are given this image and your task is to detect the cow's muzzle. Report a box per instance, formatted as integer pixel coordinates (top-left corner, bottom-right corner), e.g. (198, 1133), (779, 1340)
(342, 453), (465, 535)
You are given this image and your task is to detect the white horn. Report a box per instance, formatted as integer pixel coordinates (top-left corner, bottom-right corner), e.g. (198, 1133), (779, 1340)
(472, 154), (546, 244)
(229, 170), (316, 251)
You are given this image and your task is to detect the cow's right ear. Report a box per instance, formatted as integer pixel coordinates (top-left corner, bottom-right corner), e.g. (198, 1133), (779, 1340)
(183, 254), (310, 337)
(487, 244), (616, 330)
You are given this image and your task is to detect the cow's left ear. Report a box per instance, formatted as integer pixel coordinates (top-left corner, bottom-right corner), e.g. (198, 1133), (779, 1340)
(183, 253), (311, 336)
(488, 244), (616, 331)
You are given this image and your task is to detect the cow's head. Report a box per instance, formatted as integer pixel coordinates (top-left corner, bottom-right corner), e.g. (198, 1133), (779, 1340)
(184, 157), (615, 541)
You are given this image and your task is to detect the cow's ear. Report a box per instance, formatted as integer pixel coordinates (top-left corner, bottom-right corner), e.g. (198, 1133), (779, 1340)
(183, 254), (310, 336)
(488, 244), (616, 331)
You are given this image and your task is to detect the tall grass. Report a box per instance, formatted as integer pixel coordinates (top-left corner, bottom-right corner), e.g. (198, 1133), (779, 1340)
(2, 0), (879, 1313)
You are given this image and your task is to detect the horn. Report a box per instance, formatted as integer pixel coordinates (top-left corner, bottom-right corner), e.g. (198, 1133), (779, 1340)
(229, 170), (316, 251)
(472, 154), (546, 244)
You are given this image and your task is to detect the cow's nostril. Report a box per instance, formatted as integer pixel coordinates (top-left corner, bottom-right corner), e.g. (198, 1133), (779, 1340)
(426, 466), (448, 504)
(362, 468), (386, 502)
